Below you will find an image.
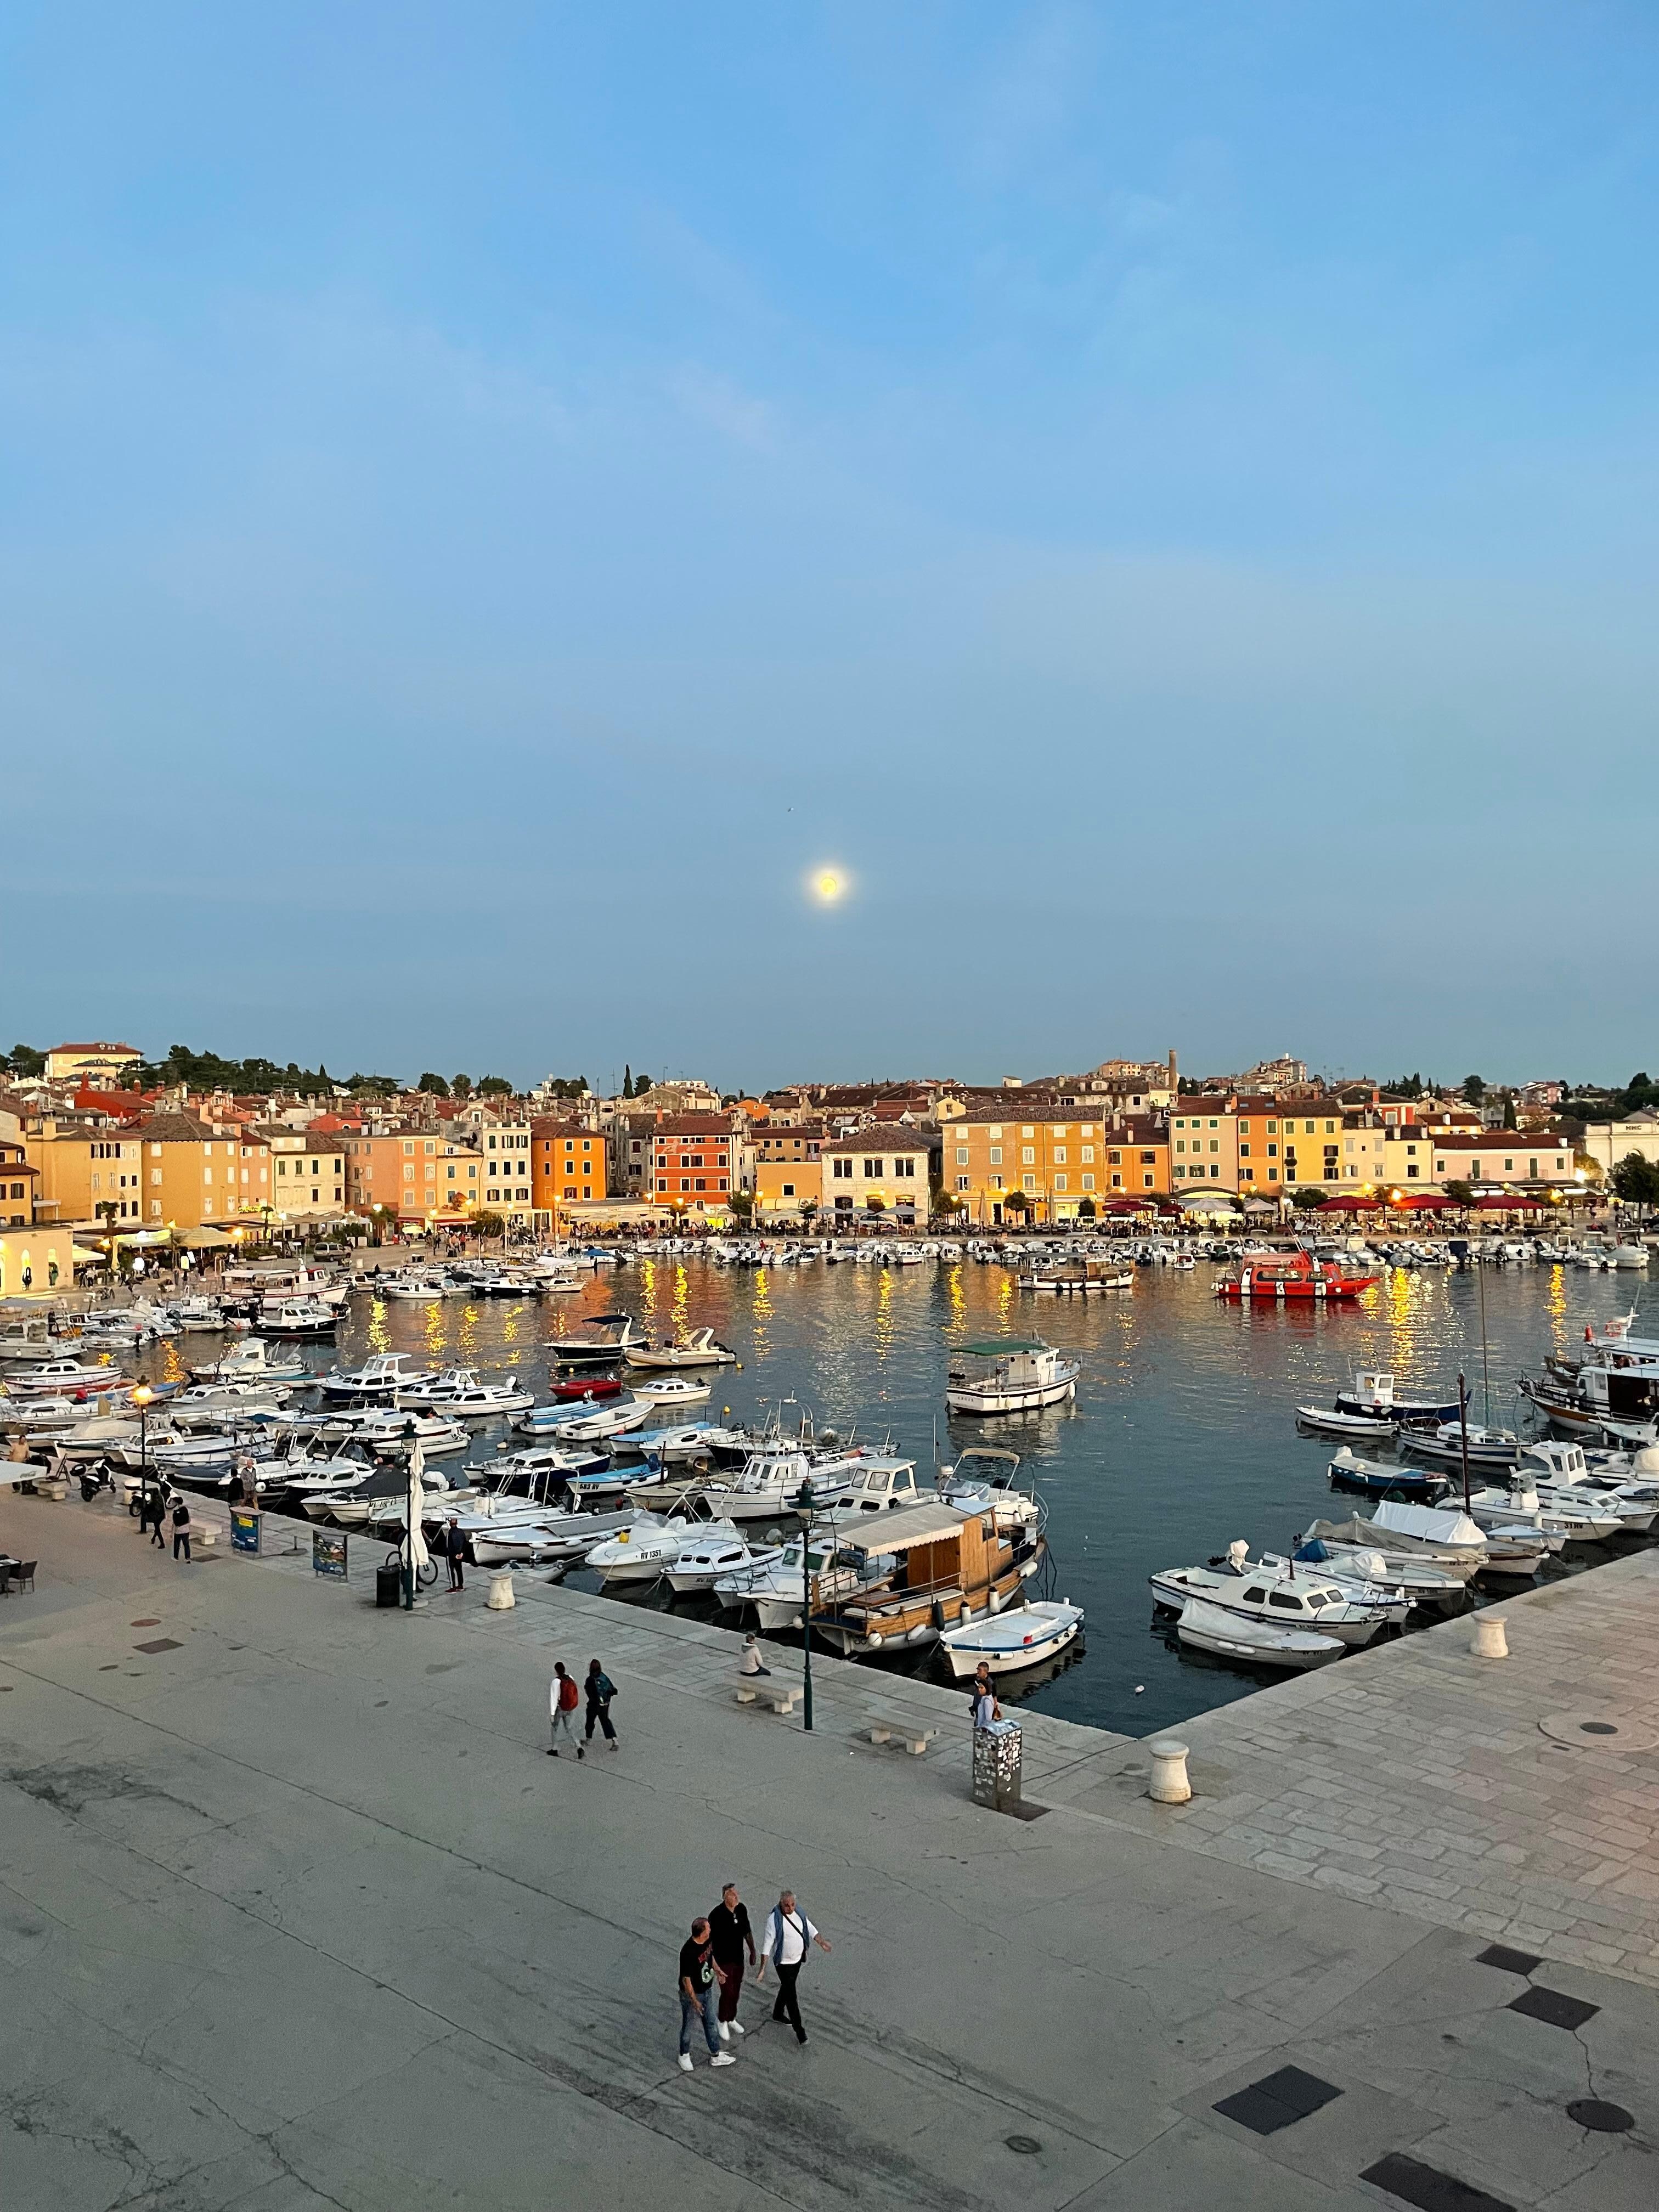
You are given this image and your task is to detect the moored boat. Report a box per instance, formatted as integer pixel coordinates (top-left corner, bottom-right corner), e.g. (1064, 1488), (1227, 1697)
(937, 1599), (1083, 1677)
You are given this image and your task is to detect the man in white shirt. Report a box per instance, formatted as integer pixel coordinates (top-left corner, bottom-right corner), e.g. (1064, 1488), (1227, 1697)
(755, 1888), (831, 2045)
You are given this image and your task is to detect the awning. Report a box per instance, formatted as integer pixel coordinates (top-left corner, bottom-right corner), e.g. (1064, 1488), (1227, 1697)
(1178, 1191), (1239, 1212)
(181, 1226), (234, 1248)
(1319, 1194), (1383, 1212)
(1390, 1191), (1458, 1211)
(1473, 1191), (1548, 1211)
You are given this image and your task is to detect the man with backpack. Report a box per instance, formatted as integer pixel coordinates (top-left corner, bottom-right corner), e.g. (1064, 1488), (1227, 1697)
(548, 1662), (580, 1756)
(171, 1496), (193, 1563)
(583, 1658), (618, 1753)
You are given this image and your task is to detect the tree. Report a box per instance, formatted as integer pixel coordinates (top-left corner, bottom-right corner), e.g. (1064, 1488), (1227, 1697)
(1292, 1186), (1329, 1211)
(727, 1190), (755, 1222)
(1443, 1180), (1476, 1207)
(1610, 1153), (1659, 1209)
(452, 1073), (473, 1099)
(1003, 1190), (1030, 1218)
(472, 1211), (506, 1239)
(1076, 1197), (1097, 1219)
(6, 1042), (46, 1076)
(1502, 1095), (1517, 1130)
(623, 1064), (632, 1098)
(417, 1072), (450, 1097)
(476, 1076), (512, 1098)
(1462, 1075), (1486, 1104)
(630, 1071), (652, 1098)
(799, 1198), (819, 1224)
(865, 1194), (885, 1214)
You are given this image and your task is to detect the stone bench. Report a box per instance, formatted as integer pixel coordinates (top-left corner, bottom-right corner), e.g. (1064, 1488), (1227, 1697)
(867, 1712), (939, 1756)
(735, 1684), (802, 1717)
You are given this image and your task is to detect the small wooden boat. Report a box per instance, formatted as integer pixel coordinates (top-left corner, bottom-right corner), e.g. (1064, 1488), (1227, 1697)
(624, 1328), (738, 1369)
(1327, 1446), (1451, 1500)
(1296, 1405), (1397, 1440)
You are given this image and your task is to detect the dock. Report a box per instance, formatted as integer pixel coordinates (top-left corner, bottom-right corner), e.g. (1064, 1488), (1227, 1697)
(2, 1486), (1655, 2211)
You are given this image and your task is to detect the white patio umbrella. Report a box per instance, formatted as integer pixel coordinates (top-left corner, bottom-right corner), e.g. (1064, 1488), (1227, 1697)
(405, 1435), (430, 1592)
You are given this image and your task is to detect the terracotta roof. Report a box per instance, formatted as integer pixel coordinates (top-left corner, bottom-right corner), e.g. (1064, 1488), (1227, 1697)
(50, 1041), (139, 1056)
(650, 1115), (738, 1138)
(819, 1127), (935, 1155)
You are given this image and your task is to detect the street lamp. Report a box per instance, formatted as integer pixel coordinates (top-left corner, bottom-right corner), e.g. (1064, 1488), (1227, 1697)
(794, 1475), (816, 1732)
(132, 1383), (155, 1511)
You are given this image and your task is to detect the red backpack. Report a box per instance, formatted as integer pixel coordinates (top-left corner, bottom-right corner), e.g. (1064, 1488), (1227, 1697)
(557, 1674), (580, 1712)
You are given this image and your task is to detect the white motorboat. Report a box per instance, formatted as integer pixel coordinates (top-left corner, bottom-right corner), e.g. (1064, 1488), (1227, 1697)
(628, 1375), (712, 1407)
(1150, 1544), (1407, 1645)
(838, 1455), (924, 1514)
(1290, 1537), (1468, 1611)
(261, 1300), (337, 1339)
(545, 1394), (654, 1442)
(719, 1446), (860, 1525)
(170, 1380), (292, 1426)
(351, 1410), (470, 1458)
(3, 1357), (127, 1396)
(1365, 1498), (1553, 1578)
(379, 1274), (455, 1302)
(1333, 1370), (1462, 1423)
(937, 1447), (1043, 1533)
(586, 1514), (739, 1585)
(1295, 1404), (1398, 1441)
(1402, 1421), (1521, 1470)
(399, 1368), (535, 1417)
(1176, 1596), (1342, 1671)
(938, 1600), (1084, 1677)
(714, 1529), (844, 1627)
(546, 1312), (642, 1366)
(665, 1531), (782, 1594)
(319, 1353), (437, 1402)
(624, 1328), (738, 1369)
(1519, 1438), (1659, 1532)
(1464, 1479), (1626, 1542)
(945, 1339), (1079, 1415)
(465, 1509), (633, 1566)
(621, 1421), (718, 1465)
(1304, 1505), (1486, 1579)
(188, 1335), (310, 1384)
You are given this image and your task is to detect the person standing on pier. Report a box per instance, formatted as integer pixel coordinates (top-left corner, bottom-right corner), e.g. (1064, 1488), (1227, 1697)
(583, 1658), (618, 1752)
(170, 1496), (192, 1564)
(444, 1515), (468, 1593)
(756, 1889), (831, 2045)
(708, 1882), (756, 2041)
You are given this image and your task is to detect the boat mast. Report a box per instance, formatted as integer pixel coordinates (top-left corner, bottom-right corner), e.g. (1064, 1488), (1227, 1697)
(1457, 1372), (1473, 1516)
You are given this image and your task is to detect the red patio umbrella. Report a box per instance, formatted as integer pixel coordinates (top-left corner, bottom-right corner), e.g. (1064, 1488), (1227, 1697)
(1473, 1191), (1548, 1211)
(1391, 1191), (1458, 1211)
(1319, 1193), (1383, 1212)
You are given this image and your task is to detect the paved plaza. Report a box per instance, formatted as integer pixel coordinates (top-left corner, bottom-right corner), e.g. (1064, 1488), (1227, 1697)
(2, 1487), (1656, 2211)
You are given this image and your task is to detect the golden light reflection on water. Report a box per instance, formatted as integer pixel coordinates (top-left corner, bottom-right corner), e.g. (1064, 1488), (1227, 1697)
(996, 1273), (1013, 1324)
(874, 1269), (894, 1363)
(749, 1268), (771, 1365)
(639, 1259), (658, 1325)
(366, 1301), (390, 1352)
(1545, 1264), (1567, 1348)
(424, 1304), (448, 1361)
(672, 1265), (690, 1345)
(945, 1264), (966, 1333)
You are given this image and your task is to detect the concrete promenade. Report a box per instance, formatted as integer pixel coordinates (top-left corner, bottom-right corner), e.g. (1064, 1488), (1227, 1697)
(2, 1488), (1656, 2212)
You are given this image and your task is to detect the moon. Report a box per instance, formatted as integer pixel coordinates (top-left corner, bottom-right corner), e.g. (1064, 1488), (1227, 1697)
(809, 866), (849, 906)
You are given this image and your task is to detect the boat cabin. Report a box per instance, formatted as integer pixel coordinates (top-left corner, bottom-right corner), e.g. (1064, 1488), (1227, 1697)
(812, 1499), (1026, 1649)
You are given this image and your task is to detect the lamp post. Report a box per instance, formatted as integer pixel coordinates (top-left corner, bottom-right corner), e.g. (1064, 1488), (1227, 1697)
(794, 1475), (816, 1732)
(132, 1383), (155, 1514)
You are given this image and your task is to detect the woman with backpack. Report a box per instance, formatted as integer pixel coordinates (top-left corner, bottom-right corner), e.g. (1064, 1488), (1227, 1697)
(548, 1661), (581, 1756)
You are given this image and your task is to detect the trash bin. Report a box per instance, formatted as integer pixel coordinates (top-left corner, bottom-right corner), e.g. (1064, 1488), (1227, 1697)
(972, 1717), (1023, 1811)
(375, 1561), (403, 1609)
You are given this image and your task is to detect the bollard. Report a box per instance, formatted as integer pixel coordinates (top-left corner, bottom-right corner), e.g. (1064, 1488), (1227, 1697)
(1471, 1613), (1509, 1660)
(1148, 1738), (1192, 1804)
(485, 1567), (516, 1611)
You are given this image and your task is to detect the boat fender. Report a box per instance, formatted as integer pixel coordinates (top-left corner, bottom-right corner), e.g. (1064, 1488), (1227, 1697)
(867, 1631), (883, 1647)
(930, 1598), (946, 1632)
(989, 1589), (1003, 1613)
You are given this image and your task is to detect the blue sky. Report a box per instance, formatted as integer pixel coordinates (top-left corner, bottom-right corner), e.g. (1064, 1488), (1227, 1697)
(5, 3), (1657, 1090)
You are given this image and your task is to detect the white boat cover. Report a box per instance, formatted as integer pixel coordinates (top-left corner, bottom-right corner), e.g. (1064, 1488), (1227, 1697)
(1177, 1597), (1340, 1655)
(1370, 1500), (1485, 1547)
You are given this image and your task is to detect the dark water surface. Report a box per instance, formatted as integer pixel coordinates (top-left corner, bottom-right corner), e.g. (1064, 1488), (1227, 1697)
(150, 1253), (1653, 1735)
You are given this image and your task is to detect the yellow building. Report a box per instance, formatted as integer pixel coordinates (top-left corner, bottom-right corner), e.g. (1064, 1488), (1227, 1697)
(944, 1111), (1161, 1224)
(44, 1041), (141, 1083)
(130, 1113), (274, 1230)
(257, 1128), (347, 1222)
(1170, 1098), (1356, 1196)
(752, 1123), (823, 1219)
(0, 1223), (76, 1297)
(821, 1130), (934, 1226)
(27, 1121), (149, 1226)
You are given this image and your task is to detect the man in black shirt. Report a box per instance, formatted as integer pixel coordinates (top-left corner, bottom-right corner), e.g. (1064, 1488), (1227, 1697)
(708, 1883), (757, 2043)
(677, 1917), (734, 2073)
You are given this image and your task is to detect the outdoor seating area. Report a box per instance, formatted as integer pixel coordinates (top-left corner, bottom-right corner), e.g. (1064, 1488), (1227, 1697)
(0, 1551), (38, 1594)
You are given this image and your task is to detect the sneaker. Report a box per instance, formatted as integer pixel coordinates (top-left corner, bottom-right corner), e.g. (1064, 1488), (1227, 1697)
(677, 2053), (693, 2073)
(577, 1747), (584, 1759)
(729, 2019), (745, 2036)
(717, 2021), (730, 2042)
(546, 1748), (558, 1757)
(709, 2053), (736, 2068)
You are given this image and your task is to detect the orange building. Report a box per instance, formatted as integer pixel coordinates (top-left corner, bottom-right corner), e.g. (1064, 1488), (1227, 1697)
(532, 1119), (608, 1209)
(343, 1131), (482, 1226)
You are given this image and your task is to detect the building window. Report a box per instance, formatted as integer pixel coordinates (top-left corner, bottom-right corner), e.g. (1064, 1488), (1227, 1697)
(1054, 1175), (1067, 1193)
(988, 1147), (1002, 1166)
(955, 1148), (968, 1166)
(956, 1176), (969, 1192)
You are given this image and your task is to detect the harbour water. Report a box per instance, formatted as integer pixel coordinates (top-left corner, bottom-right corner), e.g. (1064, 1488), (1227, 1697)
(142, 1251), (1655, 1736)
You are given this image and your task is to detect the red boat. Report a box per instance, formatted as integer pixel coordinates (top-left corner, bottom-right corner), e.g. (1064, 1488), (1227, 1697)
(1214, 1250), (1378, 1301)
(546, 1373), (625, 1401)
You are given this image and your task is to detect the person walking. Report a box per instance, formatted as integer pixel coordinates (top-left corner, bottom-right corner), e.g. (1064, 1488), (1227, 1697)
(149, 1486), (169, 1549)
(708, 1882), (757, 2041)
(445, 1515), (466, 1593)
(739, 1636), (771, 1679)
(756, 1889), (831, 2045)
(548, 1661), (580, 1756)
(583, 1659), (618, 1751)
(171, 1496), (193, 1564)
(677, 1917), (735, 2072)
